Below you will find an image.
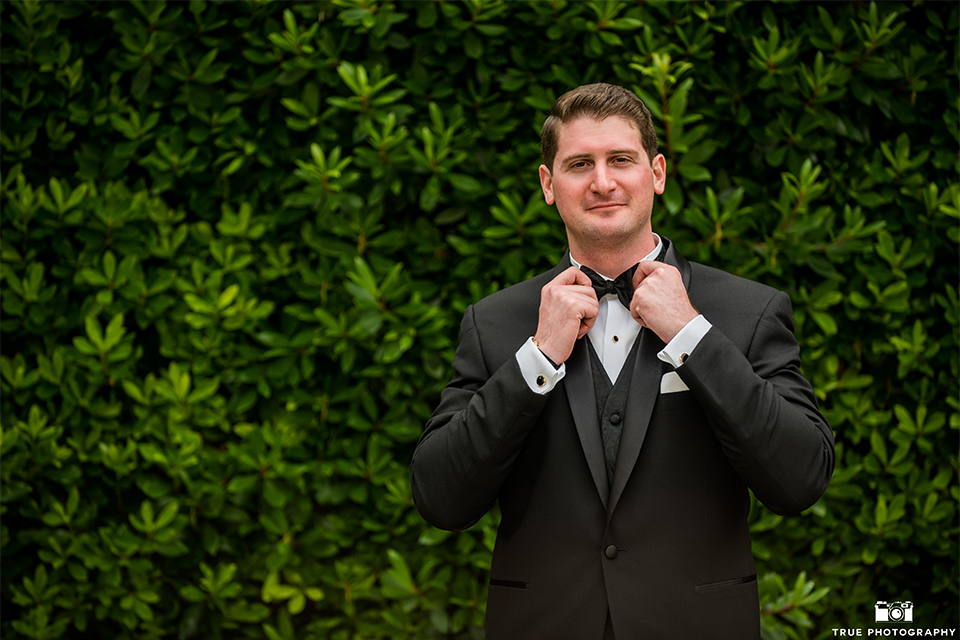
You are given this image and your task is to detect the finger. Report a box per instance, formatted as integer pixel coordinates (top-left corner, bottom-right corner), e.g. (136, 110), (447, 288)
(578, 295), (599, 319)
(578, 315), (597, 339)
(547, 286), (597, 311)
(575, 283), (599, 301)
(554, 283), (599, 304)
(633, 260), (657, 291)
(632, 259), (661, 288)
(552, 286), (598, 305)
(544, 284), (597, 307)
(577, 296), (599, 335)
(570, 267), (595, 287)
(631, 304), (648, 328)
(579, 299), (599, 335)
(555, 266), (593, 286)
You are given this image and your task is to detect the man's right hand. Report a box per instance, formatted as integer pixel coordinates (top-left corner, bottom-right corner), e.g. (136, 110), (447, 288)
(533, 267), (599, 365)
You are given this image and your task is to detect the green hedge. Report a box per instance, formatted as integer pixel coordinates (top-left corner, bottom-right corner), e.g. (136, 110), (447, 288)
(1, 1), (957, 638)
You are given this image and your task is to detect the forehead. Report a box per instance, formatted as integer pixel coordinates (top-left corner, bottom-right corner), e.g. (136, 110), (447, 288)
(554, 116), (645, 162)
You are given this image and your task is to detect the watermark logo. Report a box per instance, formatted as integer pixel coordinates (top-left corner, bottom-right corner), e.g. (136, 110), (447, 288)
(876, 600), (914, 624)
(831, 598), (956, 636)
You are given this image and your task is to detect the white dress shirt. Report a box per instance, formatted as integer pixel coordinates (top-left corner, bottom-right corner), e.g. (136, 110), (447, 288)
(517, 235), (713, 394)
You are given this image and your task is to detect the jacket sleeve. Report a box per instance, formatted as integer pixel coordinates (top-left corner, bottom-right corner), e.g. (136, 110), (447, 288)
(410, 305), (549, 530)
(677, 290), (835, 516)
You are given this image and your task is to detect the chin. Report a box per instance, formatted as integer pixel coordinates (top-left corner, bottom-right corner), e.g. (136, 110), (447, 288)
(577, 226), (637, 248)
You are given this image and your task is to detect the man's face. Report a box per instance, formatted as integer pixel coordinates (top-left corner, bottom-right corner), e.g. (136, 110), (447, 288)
(539, 116), (666, 256)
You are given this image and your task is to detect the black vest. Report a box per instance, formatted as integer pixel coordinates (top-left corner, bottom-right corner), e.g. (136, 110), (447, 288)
(587, 335), (642, 488)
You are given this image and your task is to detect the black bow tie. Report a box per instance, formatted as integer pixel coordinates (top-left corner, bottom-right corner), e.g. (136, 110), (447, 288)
(580, 264), (639, 310)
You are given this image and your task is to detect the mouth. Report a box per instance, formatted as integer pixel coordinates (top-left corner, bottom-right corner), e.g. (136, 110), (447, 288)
(586, 202), (627, 212)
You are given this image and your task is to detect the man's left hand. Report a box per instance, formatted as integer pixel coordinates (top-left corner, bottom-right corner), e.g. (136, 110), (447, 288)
(630, 261), (699, 344)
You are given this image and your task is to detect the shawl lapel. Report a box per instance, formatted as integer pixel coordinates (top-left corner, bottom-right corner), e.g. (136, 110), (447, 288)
(564, 337), (609, 509)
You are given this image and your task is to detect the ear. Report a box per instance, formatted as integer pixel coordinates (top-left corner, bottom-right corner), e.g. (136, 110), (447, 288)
(539, 164), (555, 205)
(651, 154), (666, 195)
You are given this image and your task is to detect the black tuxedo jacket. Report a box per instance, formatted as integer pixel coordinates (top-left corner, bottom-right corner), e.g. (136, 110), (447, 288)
(411, 238), (834, 639)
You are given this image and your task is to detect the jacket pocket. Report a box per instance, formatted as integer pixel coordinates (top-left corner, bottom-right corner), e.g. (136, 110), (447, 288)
(695, 574), (757, 593)
(489, 578), (527, 589)
(655, 390), (696, 413)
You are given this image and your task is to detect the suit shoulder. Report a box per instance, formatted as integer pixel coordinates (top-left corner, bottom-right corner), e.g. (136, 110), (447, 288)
(687, 261), (790, 323)
(688, 261), (784, 301)
(686, 261), (796, 349)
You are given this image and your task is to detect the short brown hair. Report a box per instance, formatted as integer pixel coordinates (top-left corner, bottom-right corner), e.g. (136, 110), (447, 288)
(540, 83), (659, 172)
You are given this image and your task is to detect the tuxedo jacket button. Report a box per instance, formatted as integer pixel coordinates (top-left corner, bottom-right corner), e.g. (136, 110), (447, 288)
(604, 545), (618, 559)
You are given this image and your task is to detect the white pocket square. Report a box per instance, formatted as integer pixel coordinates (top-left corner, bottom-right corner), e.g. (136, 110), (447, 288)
(660, 371), (689, 394)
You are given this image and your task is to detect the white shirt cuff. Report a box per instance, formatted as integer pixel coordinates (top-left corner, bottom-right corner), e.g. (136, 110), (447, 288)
(657, 315), (712, 368)
(516, 337), (566, 395)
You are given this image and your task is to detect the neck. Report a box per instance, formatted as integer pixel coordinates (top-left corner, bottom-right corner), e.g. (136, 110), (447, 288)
(570, 233), (658, 278)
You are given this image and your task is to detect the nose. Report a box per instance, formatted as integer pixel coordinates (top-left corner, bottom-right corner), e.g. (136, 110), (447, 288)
(591, 163), (616, 194)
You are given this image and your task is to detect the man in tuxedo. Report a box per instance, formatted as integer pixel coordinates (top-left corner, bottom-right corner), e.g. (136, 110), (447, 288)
(410, 83), (834, 639)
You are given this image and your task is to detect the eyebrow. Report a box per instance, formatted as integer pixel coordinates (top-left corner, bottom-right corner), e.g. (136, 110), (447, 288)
(559, 149), (640, 165)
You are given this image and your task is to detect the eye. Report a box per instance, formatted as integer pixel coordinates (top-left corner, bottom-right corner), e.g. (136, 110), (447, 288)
(612, 156), (632, 164)
(570, 160), (589, 170)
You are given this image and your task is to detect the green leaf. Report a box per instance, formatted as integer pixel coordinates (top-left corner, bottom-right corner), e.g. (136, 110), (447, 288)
(85, 315), (105, 350)
(447, 173), (482, 194)
(227, 474), (259, 494)
(217, 284), (240, 310)
(180, 585), (207, 602)
(810, 310), (838, 336)
(662, 179), (683, 214)
(870, 430), (888, 465)
(418, 527), (452, 546)
(103, 251), (117, 280)
(677, 163), (712, 181)
(155, 502), (179, 529)
(104, 313), (125, 349)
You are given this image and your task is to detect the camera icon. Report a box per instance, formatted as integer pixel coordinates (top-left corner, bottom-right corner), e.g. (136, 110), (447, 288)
(875, 600), (913, 623)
